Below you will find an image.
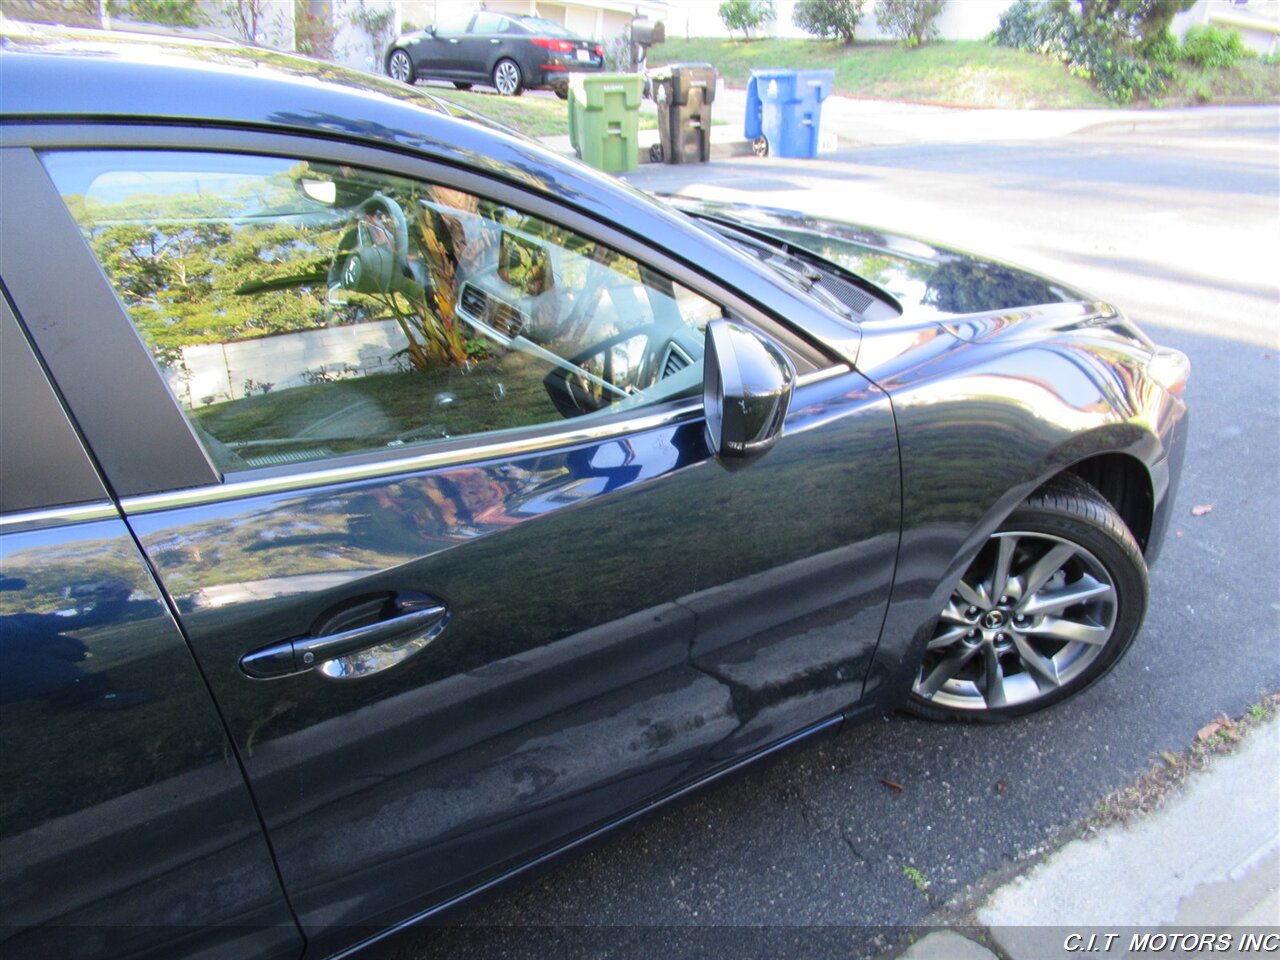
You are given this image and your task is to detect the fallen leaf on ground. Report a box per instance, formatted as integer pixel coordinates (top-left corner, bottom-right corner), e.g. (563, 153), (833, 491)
(1197, 720), (1223, 742)
(1160, 751), (1180, 767)
(1191, 504), (1214, 517)
(996, 779), (1008, 794)
(879, 777), (904, 793)
(1175, 529), (1184, 537)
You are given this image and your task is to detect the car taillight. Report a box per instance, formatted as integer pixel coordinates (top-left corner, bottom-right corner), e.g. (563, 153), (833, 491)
(593, 44), (605, 58)
(531, 37), (575, 53)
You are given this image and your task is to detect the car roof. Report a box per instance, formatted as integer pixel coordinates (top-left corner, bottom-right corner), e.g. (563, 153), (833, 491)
(0, 23), (608, 209)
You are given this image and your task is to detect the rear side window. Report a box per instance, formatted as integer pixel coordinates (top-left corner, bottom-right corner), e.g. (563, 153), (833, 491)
(471, 12), (512, 34)
(43, 151), (721, 474)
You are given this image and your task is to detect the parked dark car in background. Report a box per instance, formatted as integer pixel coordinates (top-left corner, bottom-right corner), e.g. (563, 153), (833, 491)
(0, 23), (1188, 960)
(385, 10), (604, 96)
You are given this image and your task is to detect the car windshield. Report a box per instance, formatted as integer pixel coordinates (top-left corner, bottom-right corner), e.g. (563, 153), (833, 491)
(516, 16), (577, 37)
(700, 218), (861, 320)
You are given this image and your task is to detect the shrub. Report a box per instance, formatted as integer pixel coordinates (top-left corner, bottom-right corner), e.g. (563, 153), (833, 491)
(792, 0), (865, 44)
(994, 0), (1174, 103)
(877, 0), (947, 48)
(1182, 24), (1246, 68)
(1140, 27), (1180, 66)
(718, 0), (776, 40)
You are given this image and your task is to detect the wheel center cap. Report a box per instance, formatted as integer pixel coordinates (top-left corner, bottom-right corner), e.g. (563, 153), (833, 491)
(981, 610), (1007, 630)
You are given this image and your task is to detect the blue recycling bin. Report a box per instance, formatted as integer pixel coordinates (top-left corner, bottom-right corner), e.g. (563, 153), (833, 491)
(744, 69), (833, 158)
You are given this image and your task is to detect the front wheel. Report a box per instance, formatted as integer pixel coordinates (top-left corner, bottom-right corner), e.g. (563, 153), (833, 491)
(492, 59), (522, 96)
(387, 49), (415, 85)
(908, 475), (1148, 722)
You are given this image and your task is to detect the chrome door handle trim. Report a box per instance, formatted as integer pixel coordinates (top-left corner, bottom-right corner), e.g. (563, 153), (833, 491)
(241, 601), (447, 680)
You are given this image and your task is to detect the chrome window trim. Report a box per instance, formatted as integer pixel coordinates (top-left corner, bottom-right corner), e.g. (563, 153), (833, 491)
(0, 501), (119, 533)
(119, 366), (849, 516)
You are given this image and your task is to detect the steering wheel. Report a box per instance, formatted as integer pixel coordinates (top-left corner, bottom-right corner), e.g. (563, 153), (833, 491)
(327, 193), (414, 299)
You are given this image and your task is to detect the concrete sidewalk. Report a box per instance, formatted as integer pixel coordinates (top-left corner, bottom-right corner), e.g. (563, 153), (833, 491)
(897, 717), (1280, 960)
(539, 85), (1278, 163)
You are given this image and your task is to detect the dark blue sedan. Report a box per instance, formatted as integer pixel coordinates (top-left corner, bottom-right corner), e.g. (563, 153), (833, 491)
(386, 11), (604, 96)
(0, 22), (1187, 960)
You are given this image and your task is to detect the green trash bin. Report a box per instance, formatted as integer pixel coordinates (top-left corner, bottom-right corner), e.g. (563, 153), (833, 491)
(568, 73), (644, 174)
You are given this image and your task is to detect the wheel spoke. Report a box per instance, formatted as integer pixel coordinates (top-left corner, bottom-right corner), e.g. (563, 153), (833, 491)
(990, 535), (1017, 603)
(1025, 616), (1111, 646)
(954, 578), (988, 610)
(939, 600), (970, 626)
(917, 644), (979, 697)
(1012, 634), (1062, 691)
(980, 644), (1007, 708)
(1020, 575), (1114, 617)
(927, 624), (972, 651)
(1020, 542), (1077, 599)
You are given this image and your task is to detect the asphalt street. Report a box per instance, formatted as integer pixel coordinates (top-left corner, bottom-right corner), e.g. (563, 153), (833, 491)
(386, 123), (1280, 960)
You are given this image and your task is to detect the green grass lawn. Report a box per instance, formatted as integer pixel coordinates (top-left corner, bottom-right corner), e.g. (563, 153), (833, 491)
(651, 36), (1280, 109)
(1160, 57), (1280, 105)
(422, 85), (659, 138)
(650, 37), (1110, 108)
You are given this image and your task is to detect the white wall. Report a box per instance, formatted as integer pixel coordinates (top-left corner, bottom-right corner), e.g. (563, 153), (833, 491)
(332, 0), (399, 72)
(168, 318), (408, 407)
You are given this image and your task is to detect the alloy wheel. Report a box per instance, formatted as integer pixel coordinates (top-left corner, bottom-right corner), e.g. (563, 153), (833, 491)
(913, 531), (1119, 712)
(388, 50), (413, 84)
(493, 60), (521, 96)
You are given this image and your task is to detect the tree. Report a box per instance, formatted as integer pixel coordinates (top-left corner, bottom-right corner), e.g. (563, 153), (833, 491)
(107, 0), (206, 27)
(221, 0), (270, 42)
(718, 0), (775, 41)
(876, 0), (946, 48)
(1075, 0), (1195, 43)
(792, 0), (864, 44)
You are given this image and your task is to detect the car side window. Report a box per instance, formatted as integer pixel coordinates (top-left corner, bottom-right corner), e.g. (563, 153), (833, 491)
(436, 16), (471, 35)
(43, 151), (722, 474)
(471, 12), (510, 34)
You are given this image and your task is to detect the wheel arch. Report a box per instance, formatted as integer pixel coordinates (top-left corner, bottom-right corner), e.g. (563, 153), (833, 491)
(1050, 452), (1153, 555)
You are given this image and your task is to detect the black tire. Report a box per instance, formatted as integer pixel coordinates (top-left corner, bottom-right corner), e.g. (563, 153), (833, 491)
(554, 86), (569, 100)
(649, 143), (664, 163)
(907, 474), (1148, 723)
(386, 49), (415, 85)
(492, 59), (522, 96)
(454, 82), (473, 91)
(752, 135), (768, 158)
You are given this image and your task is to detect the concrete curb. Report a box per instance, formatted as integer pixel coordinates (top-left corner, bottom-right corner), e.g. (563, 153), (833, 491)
(885, 715), (1280, 960)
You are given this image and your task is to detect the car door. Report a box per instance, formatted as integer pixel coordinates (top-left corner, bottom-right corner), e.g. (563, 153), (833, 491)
(409, 14), (471, 80)
(0, 287), (302, 959)
(460, 11), (514, 80)
(12, 131), (900, 958)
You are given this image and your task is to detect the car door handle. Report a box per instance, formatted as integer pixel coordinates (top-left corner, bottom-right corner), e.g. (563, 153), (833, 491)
(490, 39), (499, 43)
(448, 38), (459, 44)
(240, 592), (448, 681)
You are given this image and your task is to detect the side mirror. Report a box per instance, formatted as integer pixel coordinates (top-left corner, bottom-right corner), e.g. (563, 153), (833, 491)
(702, 319), (795, 468)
